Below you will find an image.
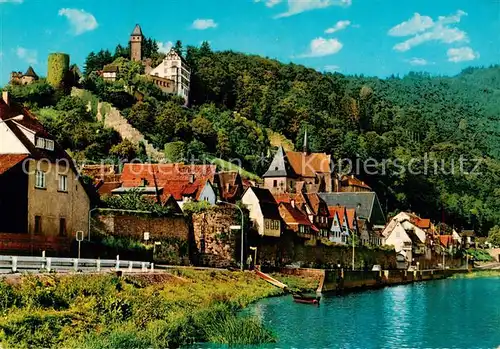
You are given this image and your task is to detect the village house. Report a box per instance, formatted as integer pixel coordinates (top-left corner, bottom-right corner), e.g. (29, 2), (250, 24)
(117, 163), (217, 210)
(9, 66), (39, 85)
(241, 187), (281, 237)
(328, 206), (350, 245)
(335, 174), (372, 193)
(461, 230), (476, 248)
(0, 92), (92, 254)
(278, 201), (315, 240)
(102, 65), (119, 82)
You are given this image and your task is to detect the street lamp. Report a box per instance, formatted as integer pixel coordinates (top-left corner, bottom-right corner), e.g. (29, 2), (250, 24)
(218, 200), (245, 271)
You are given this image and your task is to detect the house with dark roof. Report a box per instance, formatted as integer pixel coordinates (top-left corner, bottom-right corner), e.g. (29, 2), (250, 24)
(319, 192), (386, 227)
(0, 92), (93, 254)
(102, 65), (119, 82)
(241, 187), (281, 237)
(335, 175), (372, 193)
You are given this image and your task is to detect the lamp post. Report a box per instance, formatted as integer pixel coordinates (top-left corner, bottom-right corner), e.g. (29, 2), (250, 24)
(218, 200), (245, 271)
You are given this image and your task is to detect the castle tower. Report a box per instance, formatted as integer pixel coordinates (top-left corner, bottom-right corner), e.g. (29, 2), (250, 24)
(130, 24), (143, 62)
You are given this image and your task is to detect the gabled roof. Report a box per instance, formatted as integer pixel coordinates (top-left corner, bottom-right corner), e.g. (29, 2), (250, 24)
(279, 202), (312, 226)
(341, 175), (371, 190)
(263, 146), (297, 178)
(103, 65), (119, 73)
(131, 24), (143, 36)
(439, 235), (454, 247)
(305, 193), (328, 216)
(214, 171), (243, 201)
(328, 206), (346, 223)
(0, 154), (29, 175)
(244, 187), (281, 220)
(319, 192), (386, 226)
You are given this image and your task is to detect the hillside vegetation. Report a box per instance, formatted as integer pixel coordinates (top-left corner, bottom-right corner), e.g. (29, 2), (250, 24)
(3, 40), (500, 234)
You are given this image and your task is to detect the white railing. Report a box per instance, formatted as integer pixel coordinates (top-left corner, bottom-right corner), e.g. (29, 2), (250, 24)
(0, 255), (154, 274)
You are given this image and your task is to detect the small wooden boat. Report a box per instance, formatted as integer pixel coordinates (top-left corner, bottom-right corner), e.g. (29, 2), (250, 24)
(292, 293), (320, 305)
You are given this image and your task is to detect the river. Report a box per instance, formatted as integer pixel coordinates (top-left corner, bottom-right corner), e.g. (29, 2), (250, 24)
(195, 277), (500, 348)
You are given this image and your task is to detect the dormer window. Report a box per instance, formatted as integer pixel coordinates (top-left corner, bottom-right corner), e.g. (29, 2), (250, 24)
(35, 137), (54, 151)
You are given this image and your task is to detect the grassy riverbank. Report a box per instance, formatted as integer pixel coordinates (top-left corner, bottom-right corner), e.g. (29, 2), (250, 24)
(0, 270), (316, 348)
(452, 270), (500, 279)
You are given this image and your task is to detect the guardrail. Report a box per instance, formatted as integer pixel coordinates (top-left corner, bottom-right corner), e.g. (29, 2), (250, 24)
(0, 255), (154, 274)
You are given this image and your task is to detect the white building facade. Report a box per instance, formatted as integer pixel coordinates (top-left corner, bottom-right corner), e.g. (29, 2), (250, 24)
(149, 48), (191, 103)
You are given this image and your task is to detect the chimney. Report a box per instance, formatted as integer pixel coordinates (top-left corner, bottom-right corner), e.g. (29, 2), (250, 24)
(2, 91), (9, 106)
(189, 174), (195, 184)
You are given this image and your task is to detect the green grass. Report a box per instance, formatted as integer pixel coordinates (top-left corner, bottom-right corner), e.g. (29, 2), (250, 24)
(205, 156), (262, 181)
(0, 270), (292, 348)
(467, 249), (494, 262)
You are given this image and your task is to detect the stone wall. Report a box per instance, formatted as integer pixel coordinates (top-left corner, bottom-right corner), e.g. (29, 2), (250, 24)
(192, 207), (240, 268)
(96, 214), (189, 264)
(257, 235), (397, 270)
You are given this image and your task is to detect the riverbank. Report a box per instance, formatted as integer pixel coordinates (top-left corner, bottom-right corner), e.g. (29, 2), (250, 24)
(0, 270), (318, 348)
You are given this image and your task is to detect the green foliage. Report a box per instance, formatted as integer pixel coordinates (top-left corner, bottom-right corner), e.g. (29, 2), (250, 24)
(101, 190), (172, 217)
(466, 248), (493, 262)
(0, 271), (287, 348)
(47, 53), (70, 88)
(5, 80), (56, 108)
(182, 201), (213, 215)
(110, 139), (138, 162)
(164, 141), (186, 162)
(488, 225), (500, 246)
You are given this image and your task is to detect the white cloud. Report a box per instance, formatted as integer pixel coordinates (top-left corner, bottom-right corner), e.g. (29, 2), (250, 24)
(254, 0), (282, 7)
(16, 47), (38, 65)
(388, 13), (434, 37)
(158, 41), (173, 54)
(276, 0), (351, 19)
(390, 10), (468, 52)
(407, 57), (433, 66)
(191, 19), (218, 30)
(324, 64), (341, 72)
(300, 37), (343, 57)
(325, 20), (351, 34)
(447, 47), (479, 62)
(0, 0), (23, 3)
(58, 8), (98, 35)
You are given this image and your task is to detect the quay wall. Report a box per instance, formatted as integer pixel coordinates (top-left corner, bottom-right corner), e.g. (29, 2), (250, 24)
(279, 268), (469, 293)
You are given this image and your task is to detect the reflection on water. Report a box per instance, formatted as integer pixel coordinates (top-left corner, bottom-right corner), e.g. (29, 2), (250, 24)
(190, 278), (500, 349)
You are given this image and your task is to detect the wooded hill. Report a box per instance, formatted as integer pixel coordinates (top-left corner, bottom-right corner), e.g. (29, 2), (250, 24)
(4, 41), (500, 235)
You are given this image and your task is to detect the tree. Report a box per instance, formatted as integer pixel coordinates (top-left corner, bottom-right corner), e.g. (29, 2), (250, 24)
(174, 40), (183, 56)
(164, 141), (186, 162)
(488, 226), (500, 247)
(110, 139), (138, 162)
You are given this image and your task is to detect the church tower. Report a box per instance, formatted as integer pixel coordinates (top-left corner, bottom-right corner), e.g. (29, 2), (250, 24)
(130, 24), (143, 62)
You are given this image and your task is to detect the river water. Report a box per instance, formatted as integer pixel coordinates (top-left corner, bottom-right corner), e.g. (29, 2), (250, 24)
(195, 277), (500, 348)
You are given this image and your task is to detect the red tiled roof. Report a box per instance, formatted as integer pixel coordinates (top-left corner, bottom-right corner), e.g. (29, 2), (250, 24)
(279, 202), (312, 227)
(328, 206), (346, 222)
(341, 175), (372, 190)
(285, 151), (331, 178)
(0, 154), (29, 175)
(439, 235), (454, 247)
(97, 181), (122, 196)
(345, 208), (357, 229)
(121, 163), (216, 187)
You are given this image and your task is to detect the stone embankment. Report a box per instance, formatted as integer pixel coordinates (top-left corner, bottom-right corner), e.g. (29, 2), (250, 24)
(278, 267), (469, 294)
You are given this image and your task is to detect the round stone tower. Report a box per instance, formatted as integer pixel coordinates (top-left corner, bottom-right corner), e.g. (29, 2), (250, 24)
(130, 24), (143, 62)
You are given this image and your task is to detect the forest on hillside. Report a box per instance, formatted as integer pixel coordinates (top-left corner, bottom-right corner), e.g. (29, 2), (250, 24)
(3, 39), (500, 235)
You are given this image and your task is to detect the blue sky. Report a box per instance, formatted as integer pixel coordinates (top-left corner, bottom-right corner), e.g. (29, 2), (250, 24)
(1, 0), (499, 85)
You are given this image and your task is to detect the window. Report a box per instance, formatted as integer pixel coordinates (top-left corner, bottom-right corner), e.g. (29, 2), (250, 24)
(273, 180), (277, 187)
(58, 175), (68, 192)
(34, 216), (42, 235)
(35, 137), (44, 148)
(59, 218), (67, 237)
(35, 170), (46, 189)
(265, 220), (269, 229)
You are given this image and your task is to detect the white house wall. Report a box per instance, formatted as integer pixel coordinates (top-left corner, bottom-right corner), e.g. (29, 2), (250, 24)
(0, 122), (30, 154)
